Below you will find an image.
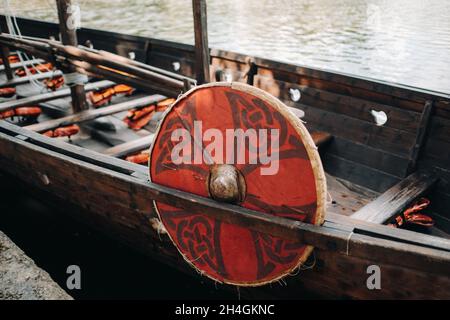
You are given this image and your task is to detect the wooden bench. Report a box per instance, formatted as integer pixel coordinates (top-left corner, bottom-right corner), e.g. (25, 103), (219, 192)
(351, 171), (438, 224)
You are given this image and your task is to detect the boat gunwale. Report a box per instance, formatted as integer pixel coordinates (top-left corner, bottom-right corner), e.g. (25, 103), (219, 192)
(0, 119), (449, 278)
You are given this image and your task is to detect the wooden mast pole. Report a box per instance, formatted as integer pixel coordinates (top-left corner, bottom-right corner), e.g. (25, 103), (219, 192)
(0, 46), (13, 80)
(192, 0), (210, 84)
(56, 0), (87, 112)
(0, 18), (13, 80)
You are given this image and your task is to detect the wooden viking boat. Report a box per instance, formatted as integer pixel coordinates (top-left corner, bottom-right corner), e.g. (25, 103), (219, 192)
(0, 7), (450, 299)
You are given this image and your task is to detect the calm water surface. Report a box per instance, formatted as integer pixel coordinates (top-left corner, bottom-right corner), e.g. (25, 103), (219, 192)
(3, 0), (450, 92)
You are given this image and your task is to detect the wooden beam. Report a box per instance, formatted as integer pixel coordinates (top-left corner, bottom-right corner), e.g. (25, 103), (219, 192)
(351, 171), (438, 224)
(0, 46), (13, 80)
(93, 48), (196, 85)
(56, 0), (87, 112)
(26, 95), (165, 133)
(67, 59), (180, 97)
(55, 44), (185, 90)
(103, 134), (155, 157)
(0, 70), (62, 88)
(406, 100), (434, 175)
(0, 80), (113, 112)
(0, 58), (44, 72)
(326, 212), (450, 252)
(192, 0), (210, 84)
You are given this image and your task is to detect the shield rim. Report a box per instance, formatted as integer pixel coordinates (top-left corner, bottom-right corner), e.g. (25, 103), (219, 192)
(148, 81), (327, 286)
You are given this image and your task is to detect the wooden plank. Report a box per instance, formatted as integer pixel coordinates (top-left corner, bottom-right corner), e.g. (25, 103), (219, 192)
(0, 70), (62, 88)
(351, 171), (438, 224)
(55, 44), (186, 90)
(326, 212), (450, 252)
(296, 249), (450, 299)
(0, 58), (44, 72)
(325, 137), (409, 178)
(255, 75), (422, 134)
(406, 100), (434, 174)
(422, 138), (450, 165)
(25, 95), (165, 133)
(322, 153), (400, 193)
(428, 115), (450, 143)
(253, 60), (450, 111)
(56, 0), (87, 112)
(192, 0), (210, 84)
(0, 80), (113, 112)
(294, 102), (416, 157)
(103, 134), (155, 157)
(68, 59), (181, 97)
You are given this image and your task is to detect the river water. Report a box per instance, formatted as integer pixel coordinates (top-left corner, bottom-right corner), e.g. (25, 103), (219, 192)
(4, 0), (450, 94)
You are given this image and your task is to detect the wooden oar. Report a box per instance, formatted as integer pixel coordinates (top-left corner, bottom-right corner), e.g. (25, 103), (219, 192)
(0, 70), (62, 88)
(26, 95), (165, 133)
(0, 80), (113, 112)
(0, 58), (44, 72)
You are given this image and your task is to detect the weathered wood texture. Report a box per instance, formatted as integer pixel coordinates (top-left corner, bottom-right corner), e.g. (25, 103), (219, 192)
(351, 172), (438, 224)
(0, 80), (113, 112)
(0, 58), (43, 72)
(0, 46), (13, 80)
(192, 0), (210, 84)
(0, 70), (62, 88)
(26, 95), (165, 132)
(407, 100), (434, 174)
(103, 134), (155, 157)
(56, 0), (87, 112)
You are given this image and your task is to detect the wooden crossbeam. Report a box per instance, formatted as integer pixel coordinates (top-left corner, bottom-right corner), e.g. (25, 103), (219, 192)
(0, 58), (44, 72)
(26, 95), (165, 133)
(326, 212), (450, 252)
(351, 171), (438, 224)
(0, 46), (13, 80)
(0, 80), (113, 112)
(0, 70), (62, 88)
(406, 100), (434, 175)
(103, 134), (155, 157)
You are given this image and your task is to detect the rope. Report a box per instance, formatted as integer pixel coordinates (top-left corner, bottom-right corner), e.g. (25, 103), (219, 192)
(63, 72), (88, 87)
(346, 231), (354, 256)
(2, 0), (49, 92)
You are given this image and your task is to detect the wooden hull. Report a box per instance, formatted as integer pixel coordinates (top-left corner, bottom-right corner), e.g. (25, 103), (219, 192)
(0, 121), (449, 299)
(0, 16), (450, 299)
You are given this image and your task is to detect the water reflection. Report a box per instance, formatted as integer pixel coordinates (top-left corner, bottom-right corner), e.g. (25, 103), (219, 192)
(3, 0), (450, 93)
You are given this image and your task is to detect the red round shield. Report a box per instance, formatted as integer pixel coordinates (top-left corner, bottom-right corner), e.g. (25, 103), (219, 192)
(149, 82), (326, 286)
